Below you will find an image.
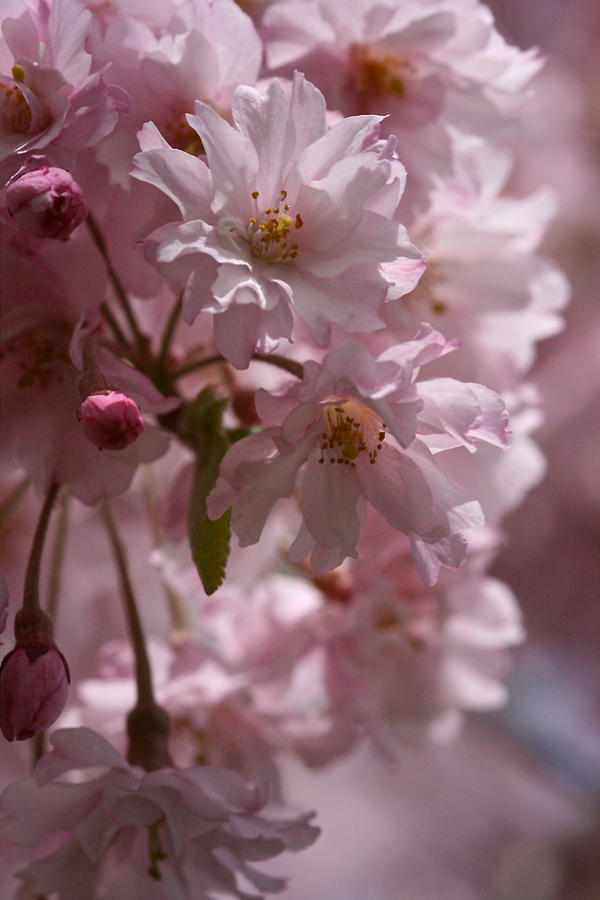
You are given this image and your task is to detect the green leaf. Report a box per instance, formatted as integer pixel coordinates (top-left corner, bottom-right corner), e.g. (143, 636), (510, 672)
(186, 388), (232, 595)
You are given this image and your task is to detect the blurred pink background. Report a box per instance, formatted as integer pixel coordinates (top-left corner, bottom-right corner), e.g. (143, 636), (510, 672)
(271, 3), (600, 897)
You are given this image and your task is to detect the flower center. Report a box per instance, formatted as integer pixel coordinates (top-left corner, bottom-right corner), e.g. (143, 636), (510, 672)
(350, 45), (416, 95)
(0, 68), (32, 135)
(162, 114), (204, 155)
(3, 324), (71, 389)
(245, 189), (303, 263)
(318, 400), (386, 467)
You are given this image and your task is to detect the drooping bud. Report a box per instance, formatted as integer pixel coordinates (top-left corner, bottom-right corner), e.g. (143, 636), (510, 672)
(78, 390), (144, 450)
(0, 608), (70, 742)
(6, 166), (89, 240)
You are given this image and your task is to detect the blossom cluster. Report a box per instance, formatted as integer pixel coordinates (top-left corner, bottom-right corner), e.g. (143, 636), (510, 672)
(0, 0), (567, 897)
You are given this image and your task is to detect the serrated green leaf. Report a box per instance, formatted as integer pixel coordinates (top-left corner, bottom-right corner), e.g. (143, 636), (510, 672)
(186, 388), (232, 595)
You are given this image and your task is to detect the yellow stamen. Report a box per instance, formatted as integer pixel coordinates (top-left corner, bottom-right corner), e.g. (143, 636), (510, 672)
(317, 401), (387, 466)
(242, 189), (304, 263)
(350, 44), (416, 95)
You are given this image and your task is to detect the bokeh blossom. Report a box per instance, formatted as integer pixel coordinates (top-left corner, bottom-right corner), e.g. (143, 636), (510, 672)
(0, 727), (319, 899)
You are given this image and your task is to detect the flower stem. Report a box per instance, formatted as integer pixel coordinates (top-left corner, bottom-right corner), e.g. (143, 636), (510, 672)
(46, 492), (71, 622)
(171, 351), (304, 382)
(253, 352), (304, 380)
(31, 492), (70, 767)
(102, 501), (171, 769)
(101, 301), (129, 348)
(87, 214), (146, 349)
(100, 501), (155, 708)
(23, 483), (60, 613)
(158, 291), (183, 370)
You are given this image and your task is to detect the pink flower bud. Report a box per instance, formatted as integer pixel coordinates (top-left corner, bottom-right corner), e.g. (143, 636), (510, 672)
(78, 390), (144, 451)
(0, 644), (70, 741)
(6, 166), (89, 240)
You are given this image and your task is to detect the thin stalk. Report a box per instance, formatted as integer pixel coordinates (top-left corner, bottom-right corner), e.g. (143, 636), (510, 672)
(87, 214), (146, 348)
(170, 354), (225, 380)
(30, 492), (70, 768)
(172, 351), (304, 382)
(253, 352), (304, 379)
(101, 301), (129, 348)
(23, 484), (60, 612)
(46, 492), (71, 622)
(158, 292), (183, 370)
(100, 501), (155, 707)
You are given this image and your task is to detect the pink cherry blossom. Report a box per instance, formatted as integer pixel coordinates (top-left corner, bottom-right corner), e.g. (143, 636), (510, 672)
(208, 326), (508, 582)
(318, 525), (524, 752)
(0, 234), (175, 503)
(0, 726), (319, 899)
(0, 0), (128, 176)
(92, 0), (262, 187)
(262, 0), (542, 202)
(66, 571), (347, 790)
(385, 141), (569, 389)
(5, 164), (89, 239)
(133, 71), (424, 367)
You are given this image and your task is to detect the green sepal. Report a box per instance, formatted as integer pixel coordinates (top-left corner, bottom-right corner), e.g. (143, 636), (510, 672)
(185, 388), (232, 596)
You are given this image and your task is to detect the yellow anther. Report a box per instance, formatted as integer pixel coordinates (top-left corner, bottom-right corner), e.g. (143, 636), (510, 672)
(11, 64), (26, 82)
(350, 45), (416, 95)
(242, 189), (303, 263)
(320, 400), (386, 468)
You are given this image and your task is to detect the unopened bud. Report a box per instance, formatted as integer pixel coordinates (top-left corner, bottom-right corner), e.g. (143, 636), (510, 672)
(6, 166), (89, 240)
(78, 390), (144, 451)
(0, 640), (70, 742)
